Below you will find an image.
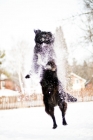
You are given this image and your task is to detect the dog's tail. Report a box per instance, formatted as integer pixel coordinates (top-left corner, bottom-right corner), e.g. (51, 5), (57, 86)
(59, 91), (77, 102)
(58, 81), (77, 102)
(65, 93), (77, 102)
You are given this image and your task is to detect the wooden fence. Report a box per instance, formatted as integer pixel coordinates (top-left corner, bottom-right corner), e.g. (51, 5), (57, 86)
(0, 89), (93, 109)
(69, 88), (93, 102)
(0, 94), (44, 109)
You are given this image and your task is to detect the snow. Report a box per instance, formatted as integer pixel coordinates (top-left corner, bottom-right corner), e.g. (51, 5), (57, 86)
(0, 89), (20, 97)
(0, 102), (93, 140)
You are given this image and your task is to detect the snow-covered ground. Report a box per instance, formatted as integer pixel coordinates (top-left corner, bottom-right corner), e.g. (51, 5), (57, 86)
(0, 102), (93, 140)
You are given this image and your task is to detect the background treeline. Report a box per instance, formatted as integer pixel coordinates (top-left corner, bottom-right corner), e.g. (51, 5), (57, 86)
(0, 0), (93, 93)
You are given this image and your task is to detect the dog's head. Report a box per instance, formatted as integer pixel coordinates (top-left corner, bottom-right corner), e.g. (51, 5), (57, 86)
(34, 29), (54, 44)
(45, 60), (57, 71)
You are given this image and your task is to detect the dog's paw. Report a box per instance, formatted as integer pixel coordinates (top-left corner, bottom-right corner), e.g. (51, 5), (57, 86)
(63, 119), (67, 125)
(53, 124), (57, 129)
(25, 75), (30, 78)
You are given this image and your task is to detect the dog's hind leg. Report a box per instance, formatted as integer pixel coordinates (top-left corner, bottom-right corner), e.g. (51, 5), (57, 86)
(58, 101), (67, 125)
(45, 106), (57, 129)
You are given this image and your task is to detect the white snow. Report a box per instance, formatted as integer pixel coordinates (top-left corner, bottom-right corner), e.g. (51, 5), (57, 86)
(0, 102), (93, 140)
(0, 89), (20, 97)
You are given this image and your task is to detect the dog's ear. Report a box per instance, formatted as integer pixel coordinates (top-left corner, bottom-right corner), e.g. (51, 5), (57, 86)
(34, 29), (41, 34)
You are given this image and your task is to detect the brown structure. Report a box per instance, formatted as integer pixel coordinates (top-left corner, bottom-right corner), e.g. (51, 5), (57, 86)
(70, 73), (86, 91)
(85, 77), (93, 90)
(0, 74), (20, 91)
(0, 79), (16, 90)
(0, 74), (43, 109)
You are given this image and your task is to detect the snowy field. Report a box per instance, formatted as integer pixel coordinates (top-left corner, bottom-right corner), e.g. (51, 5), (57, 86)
(0, 102), (93, 140)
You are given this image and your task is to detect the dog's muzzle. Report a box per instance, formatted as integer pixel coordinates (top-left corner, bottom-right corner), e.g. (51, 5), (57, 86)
(45, 65), (52, 70)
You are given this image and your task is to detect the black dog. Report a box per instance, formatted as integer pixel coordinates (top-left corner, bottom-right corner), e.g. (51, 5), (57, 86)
(40, 61), (67, 129)
(25, 29), (77, 101)
(25, 30), (77, 128)
(25, 29), (55, 78)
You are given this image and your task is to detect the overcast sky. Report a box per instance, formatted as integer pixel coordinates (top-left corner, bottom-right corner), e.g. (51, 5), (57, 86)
(0, 0), (83, 48)
(0, 0), (92, 64)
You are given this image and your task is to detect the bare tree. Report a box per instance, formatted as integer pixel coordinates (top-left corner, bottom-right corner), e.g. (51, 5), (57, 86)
(83, 0), (93, 43)
(0, 50), (10, 77)
(6, 41), (32, 93)
(0, 50), (6, 72)
(0, 50), (5, 88)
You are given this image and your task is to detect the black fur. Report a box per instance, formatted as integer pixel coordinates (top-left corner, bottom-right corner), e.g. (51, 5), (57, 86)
(33, 30), (55, 73)
(34, 29), (54, 44)
(40, 61), (67, 129)
(25, 29), (77, 128)
(25, 29), (55, 76)
(25, 29), (77, 102)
